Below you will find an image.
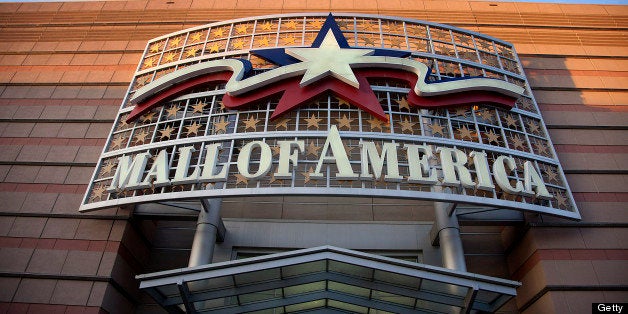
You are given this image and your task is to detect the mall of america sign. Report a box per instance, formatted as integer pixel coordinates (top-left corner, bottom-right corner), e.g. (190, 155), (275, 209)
(81, 13), (580, 219)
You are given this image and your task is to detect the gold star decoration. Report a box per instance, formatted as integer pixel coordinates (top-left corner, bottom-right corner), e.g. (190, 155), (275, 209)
(271, 145), (281, 156)
(269, 173), (283, 184)
(390, 37), (404, 48)
(399, 117), (416, 133)
(534, 142), (549, 156)
(111, 136), (126, 149)
(142, 112), (156, 123)
(208, 43), (221, 53)
(186, 122), (202, 136)
(165, 105), (180, 118)
(458, 125), (474, 140)
(134, 129), (150, 144)
(143, 57), (156, 68)
(545, 168), (558, 183)
(257, 36), (270, 47)
(284, 20), (298, 30)
(274, 118), (291, 130)
(554, 192), (567, 208)
(309, 20), (323, 29)
(149, 43), (162, 53)
(185, 47), (199, 58)
(337, 98), (351, 108)
(367, 116), (386, 131)
(163, 52), (177, 63)
(234, 174), (249, 185)
(235, 24), (248, 34)
(306, 141), (321, 157)
(510, 135), (526, 150)
(335, 114), (354, 129)
(190, 32), (203, 42)
(484, 130), (500, 144)
(504, 114), (518, 128)
(455, 107), (468, 117)
(101, 162), (116, 176)
(479, 109), (494, 122)
(243, 116), (260, 131)
(232, 39), (245, 50)
(395, 97), (411, 110)
(428, 122), (445, 136)
(213, 117), (230, 134)
(527, 120), (540, 134)
(213, 28), (225, 37)
(343, 143), (355, 155)
(301, 166), (315, 184)
(191, 101), (206, 113)
(169, 37), (182, 48)
(90, 185), (107, 202)
(283, 36), (296, 45)
(304, 114), (322, 129)
(159, 125), (176, 139)
(362, 37), (376, 46)
(260, 21), (272, 31)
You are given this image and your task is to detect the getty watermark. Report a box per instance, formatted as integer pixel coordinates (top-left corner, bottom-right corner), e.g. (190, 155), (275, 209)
(593, 303), (627, 314)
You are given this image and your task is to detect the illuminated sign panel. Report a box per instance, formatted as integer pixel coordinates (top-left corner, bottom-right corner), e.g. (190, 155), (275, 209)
(81, 13), (579, 219)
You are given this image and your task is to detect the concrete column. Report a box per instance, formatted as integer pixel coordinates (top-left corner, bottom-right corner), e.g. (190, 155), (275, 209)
(188, 198), (222, 267)
(434, 200), (467, 272)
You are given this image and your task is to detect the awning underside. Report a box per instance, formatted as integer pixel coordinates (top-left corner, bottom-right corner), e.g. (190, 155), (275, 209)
(138, 246), (520, 313)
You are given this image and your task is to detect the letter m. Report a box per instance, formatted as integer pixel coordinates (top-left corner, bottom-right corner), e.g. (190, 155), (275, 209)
(107, 152), (151, 192)
(360, 142), (402, 182)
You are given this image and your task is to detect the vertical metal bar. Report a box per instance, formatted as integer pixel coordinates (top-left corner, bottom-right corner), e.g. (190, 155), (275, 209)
(434, 199), (467, 272)
(188, 198), (222, 267)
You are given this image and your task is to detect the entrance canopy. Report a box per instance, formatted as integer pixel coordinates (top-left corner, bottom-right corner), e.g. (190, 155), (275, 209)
(137, 246), (519, 313)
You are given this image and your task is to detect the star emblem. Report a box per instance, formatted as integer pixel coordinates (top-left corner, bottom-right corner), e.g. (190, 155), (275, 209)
(335, 114), (354, 129)
(283, 36), (297, 45)
(484, 130), (500, 144)
(165, 105), (180, 118)
(191, 101), (206, 113)
(545, 168), (558, 183)
(395, 97), (411, 110)
(149, 43), (162, 53)
(243, 116), (260, 131)
(232, 39), (245, 50)
(190, 32), (203, 42)
(208, 43), (221, 53)
(143, 57), (156, 68)
(213, 117), (230, 134)
(301, 166), (315, 184)
(284, 20), (298, 30)
(479, 109), (494, 122)
(142, 112), (156, 123)
(260, 21), (272, 31)
(458, 125), (474, 140)
(428, 122), (445, 136)
(527, 120), (540, 134)
(186, 122), (202, 136)
(286, 30), (373, 89)
(554, 192), (567, 208)
(269, 173), (283, 184)
(164, 52), (177, 63)
(111, 136), (126, 150)
(134, 129), (150, 144)
(362, 36), (376, 46)
(234, 174), (249, 185)
(503, 114), (518, 128)
(90, 185), (107, 202)
(309, 20), (323, 29)
(399, 117), (416, 133)
(367, 116), (386, 131)
(101, 161), (116, 176)
(185, 47), (199, 58)
(534, 142), (549, 156)
(257, 36), (270, 47)
(303, 114), (323, 129)
(274, 117), (291, 130)
(169, 37), (182, 48)
(235, 24), (248, 34)
(510, 135), (526, 150)
(159, 125), (176, 139)
(271, 145), (281, 156)
(213, 28), (225, 37)
(306, 141), (321, 157)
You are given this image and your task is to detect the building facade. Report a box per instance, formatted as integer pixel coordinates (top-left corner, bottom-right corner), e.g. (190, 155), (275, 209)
(0, 1), (626, 313)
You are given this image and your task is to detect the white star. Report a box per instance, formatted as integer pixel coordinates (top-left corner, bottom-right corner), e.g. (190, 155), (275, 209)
(285, 30), (373, 89)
